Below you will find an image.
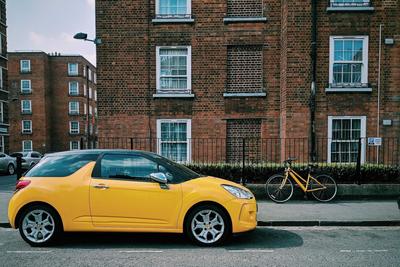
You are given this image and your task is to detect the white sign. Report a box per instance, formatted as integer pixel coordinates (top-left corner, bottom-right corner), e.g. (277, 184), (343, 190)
(368, 137), (382, 146)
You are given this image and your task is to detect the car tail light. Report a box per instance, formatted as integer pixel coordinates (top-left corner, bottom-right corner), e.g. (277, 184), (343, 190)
(15, 180), (31, 191)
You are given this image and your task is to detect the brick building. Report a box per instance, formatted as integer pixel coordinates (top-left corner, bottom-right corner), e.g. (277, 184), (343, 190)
(8, 52), (97, 154)
(0, 0), (8, 153)
(95, 0), (400, 164)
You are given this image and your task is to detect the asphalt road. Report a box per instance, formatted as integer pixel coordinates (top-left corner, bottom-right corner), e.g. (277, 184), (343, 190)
(0, 226), (399, 267)
(0, 174), (16, 192)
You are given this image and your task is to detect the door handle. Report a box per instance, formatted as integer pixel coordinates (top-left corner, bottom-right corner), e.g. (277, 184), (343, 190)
(93, 184), (109, 190)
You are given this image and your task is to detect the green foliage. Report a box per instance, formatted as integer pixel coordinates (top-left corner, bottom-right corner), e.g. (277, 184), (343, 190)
(184, 162), (400, 184)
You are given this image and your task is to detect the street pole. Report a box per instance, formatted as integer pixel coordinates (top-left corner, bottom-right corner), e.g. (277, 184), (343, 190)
(86, 65), (90, 149)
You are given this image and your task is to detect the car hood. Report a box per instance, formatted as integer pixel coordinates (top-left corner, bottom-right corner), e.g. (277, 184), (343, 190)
(194, 176), (250, 191)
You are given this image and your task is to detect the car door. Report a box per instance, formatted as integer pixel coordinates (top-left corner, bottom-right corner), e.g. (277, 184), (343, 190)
(89, 153), (183, 229)
(30, 152), (41, 165)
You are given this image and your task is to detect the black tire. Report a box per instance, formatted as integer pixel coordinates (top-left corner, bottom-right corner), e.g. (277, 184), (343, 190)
(185, 204), (231, 247)
(8, 164), (15, 175)
(18, 205), (63, 247)
(310, 174), (337, 202)
(266, 174), (294, 203)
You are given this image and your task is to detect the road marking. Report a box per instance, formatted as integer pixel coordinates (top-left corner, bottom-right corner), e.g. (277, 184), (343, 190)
(119, 250), (163, 253)
(228, 249), (274, 253)
(340, 249), (388, 253)
(7, 251), (52, 254)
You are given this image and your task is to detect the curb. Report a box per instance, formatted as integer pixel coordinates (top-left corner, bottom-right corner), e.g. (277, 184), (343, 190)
(2, 221), (400, 229)
(257, 220), (400, 227)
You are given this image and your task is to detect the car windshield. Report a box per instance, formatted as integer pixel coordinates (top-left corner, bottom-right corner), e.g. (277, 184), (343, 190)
(10, 152), (29, 157)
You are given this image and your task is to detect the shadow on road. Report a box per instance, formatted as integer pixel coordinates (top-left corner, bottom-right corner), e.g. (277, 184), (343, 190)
(57, 227), (303, 249)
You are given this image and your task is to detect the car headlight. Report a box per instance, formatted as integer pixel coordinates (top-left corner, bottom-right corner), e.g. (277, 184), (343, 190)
(221, 184), (253, 199)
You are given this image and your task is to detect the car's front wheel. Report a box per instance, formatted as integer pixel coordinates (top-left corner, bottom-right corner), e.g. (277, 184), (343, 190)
(185, 204), (231, 246)
(18, 205), (62, 247)
(8, 164), (15, 175)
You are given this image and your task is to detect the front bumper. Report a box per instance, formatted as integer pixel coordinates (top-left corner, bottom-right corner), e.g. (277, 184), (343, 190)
(226, 198), (257, 233)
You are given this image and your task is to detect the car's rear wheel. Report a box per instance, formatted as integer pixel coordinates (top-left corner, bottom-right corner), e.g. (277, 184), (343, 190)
(185, 204), (231, 246)
(18, 205), (62, 247)
(8, 164), (15, 175)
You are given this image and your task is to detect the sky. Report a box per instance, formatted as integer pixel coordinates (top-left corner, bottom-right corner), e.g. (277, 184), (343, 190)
(7, 0), (96, 65)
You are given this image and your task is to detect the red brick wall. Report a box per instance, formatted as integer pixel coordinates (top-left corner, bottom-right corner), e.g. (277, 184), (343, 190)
(96, 0), (399, 163)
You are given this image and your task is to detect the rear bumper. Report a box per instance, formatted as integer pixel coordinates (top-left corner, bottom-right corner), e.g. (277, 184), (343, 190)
(226, 198), (257, 233)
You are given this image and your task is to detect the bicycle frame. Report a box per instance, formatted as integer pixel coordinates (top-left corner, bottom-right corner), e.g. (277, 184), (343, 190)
(283, 167), (326, 193)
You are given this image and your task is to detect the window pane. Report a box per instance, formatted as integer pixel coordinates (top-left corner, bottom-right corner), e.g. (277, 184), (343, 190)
(100, 155), (158, 180)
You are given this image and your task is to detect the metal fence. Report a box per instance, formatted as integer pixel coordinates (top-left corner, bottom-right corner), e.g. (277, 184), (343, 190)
(85, 137), (400, 167)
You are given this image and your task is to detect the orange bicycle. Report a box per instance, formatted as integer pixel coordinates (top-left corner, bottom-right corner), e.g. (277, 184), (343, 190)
(266, 158), (337, 203)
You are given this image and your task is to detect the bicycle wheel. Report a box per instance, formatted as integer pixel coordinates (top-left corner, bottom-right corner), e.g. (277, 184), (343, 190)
(266, 174), (294, 203)
(310, 174), (337, 202)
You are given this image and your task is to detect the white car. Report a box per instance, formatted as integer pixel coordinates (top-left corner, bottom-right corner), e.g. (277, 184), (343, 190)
(10, 151), (43, 170)
(0, 153), (17, 175)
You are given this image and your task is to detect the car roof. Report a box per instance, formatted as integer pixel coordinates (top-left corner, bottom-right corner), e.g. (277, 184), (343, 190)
(44, 149), (158, 158)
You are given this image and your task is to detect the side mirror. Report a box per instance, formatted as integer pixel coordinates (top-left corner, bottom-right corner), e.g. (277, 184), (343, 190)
(150, 172), (168, 184)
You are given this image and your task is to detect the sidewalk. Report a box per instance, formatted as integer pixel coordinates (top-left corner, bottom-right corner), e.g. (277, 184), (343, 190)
(1, 190), (399, 227)
(256, 200), (400, 226)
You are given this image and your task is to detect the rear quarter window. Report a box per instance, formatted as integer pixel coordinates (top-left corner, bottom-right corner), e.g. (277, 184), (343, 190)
(25, 154), (99, 177)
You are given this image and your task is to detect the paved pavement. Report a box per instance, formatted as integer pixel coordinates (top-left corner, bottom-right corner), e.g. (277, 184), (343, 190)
(0, 226), (399, 266)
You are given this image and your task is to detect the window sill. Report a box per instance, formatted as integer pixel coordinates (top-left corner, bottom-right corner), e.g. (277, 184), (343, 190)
(69, 113), (80, 116)
(21, 112), (32, 115)
(223, 17), (267, 23)
(153, 93), (195, 98)
(20, 71), (32, 74)
(152, 18), (195, 24)
(21, 132), (32, 135)
(223, 92), (267, 98)
(21, 91), (32, 95)
(325, 87), (372, 93)
(326, 7), (375, 12)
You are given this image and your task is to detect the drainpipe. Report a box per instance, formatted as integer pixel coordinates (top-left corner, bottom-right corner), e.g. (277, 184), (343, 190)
(376, 24), (383, 164)
(309, 0), (317, 162)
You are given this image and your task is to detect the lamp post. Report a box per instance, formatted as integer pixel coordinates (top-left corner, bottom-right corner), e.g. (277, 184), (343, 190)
(73, 32), (101, 149)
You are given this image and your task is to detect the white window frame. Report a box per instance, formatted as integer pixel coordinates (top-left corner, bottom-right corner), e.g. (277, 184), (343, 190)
(22, 140), (33, 152)
(69, 121), (80, 134)
(329, 36), (369, 88)
(94, 90), (97, 101)
(83, 84), (87, 96)
(68, 63), (79, 76)
(69, 81), (79, 95)
(69, 101), (80, 115)
(156, 0), (192, 17)
(84, 103), (87, 115)
(330, 0), (370, 7)
(89, 87), (92, 99)
(156, 46), (192, 93)
(20, 60), (31, 73)
(88, 68), (92, 81)
(21, 100), (32, 114)
(83, 66), (86, 77)
(21, 120), (32, 134)
(327, 116), (366, 163)
(89, 105), (93, 115)
(21, 80), (32, 94)
(70, 140), (80, 150)
(156, 119), (192, 163)
(94, 73), (97, 84)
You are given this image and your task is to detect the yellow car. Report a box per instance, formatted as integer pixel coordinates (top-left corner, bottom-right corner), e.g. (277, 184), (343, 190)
(8, 150), (257, 247)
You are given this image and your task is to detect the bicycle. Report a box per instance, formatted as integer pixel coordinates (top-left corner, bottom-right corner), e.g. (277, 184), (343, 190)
(265, 158), (337, 203)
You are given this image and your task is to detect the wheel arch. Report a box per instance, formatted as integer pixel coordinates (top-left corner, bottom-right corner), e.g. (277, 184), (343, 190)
(14, 201), (64, 230)
(182, 201), (232, 233)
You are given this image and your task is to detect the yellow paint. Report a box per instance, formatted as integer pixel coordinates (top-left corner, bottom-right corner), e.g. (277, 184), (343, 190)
(8, 162), (257, 234)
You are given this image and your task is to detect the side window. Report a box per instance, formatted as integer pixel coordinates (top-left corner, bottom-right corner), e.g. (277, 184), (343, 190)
(100, 154), (170, 182)
(25, 154), (99, 177)
(31, 153), (40, 158)
(0, 153), (5, 158)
